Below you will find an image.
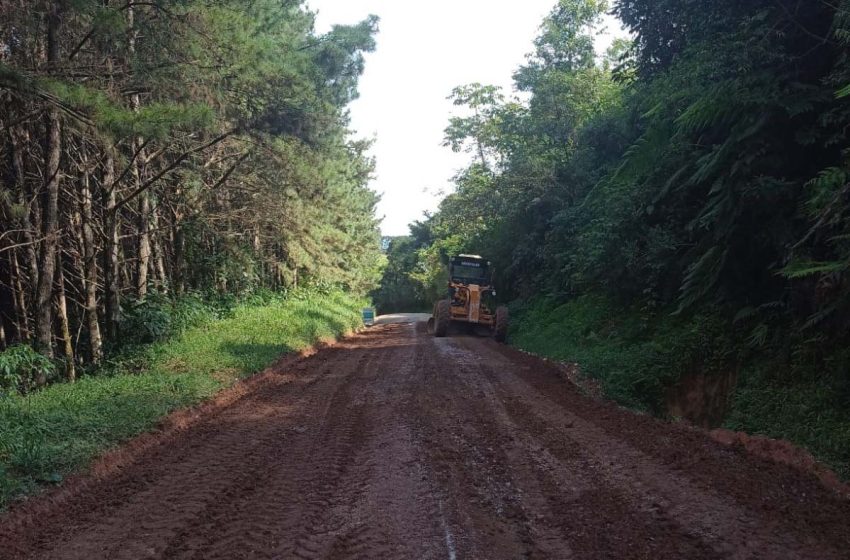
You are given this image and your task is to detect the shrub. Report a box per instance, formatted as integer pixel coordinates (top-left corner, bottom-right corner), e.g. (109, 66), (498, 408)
(171, 292), (219, 333)
(0, 345), (57, 395)
(120, 291), (234, 347)
(121, 292), (175, 344)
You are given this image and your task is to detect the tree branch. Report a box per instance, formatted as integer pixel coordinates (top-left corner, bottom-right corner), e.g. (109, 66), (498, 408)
(110, 137), (153, 193)
(210, 151), (251, 191)
(111, 129), (238, 212)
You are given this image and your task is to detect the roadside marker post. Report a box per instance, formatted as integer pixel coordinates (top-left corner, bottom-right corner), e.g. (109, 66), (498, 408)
(362, 307), (376, 327)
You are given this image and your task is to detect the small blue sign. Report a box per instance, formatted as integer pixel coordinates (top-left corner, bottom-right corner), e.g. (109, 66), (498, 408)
(362, 308), (376, 326)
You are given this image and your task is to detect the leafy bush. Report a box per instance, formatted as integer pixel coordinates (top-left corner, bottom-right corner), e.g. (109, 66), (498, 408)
(0, 346), (57, 395)
(726, 350), (850, 480)
(241, 287), (286, 307)
(121, 292), (175, 344)
(171, 292), (219, 333)
(727, 375), (850, 480)
(120, 291), (236, 347)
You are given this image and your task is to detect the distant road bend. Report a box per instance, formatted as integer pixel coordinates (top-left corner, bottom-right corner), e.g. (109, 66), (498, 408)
(2, 315), (849, 559)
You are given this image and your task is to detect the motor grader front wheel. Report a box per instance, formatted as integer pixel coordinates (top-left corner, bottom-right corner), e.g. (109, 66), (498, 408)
(494, 306), (509, 342)
(433, 299), (451, 337)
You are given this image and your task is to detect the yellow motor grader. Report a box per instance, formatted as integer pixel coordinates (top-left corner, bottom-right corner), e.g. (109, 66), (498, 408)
(427, 255), (509, 342)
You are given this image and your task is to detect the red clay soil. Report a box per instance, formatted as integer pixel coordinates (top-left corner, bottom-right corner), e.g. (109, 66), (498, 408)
(1, 322), (849, 559)
(709, 429), (850, 497)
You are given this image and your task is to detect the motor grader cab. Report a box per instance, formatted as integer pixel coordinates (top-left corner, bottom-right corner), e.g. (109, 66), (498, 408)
(427, 255), (509, 341)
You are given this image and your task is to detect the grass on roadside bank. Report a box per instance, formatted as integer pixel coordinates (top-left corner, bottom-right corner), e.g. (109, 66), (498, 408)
(509, 295), (850, 481)
(0, 290), (364, 508)
(509, 295), (735, 415)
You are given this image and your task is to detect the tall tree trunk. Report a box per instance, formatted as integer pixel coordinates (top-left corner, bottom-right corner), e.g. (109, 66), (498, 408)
(81, 149), (102, 364)
(121, 243), (133, 289)
(0, 241), (9, 350)
(103, 150), (121, 343)
(10, 250), (30, 342)
(34, 1), (63, 360)
(137, 189), (151, 297)
(151, 207), (168, 293)
(127, 3), (151, 299)
(173, 222), (186, 295)
(56, 253), (75, 382)
(8, 126), (39, 293)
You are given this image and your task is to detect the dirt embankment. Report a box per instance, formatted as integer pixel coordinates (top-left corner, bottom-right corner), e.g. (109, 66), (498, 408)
(1, 321), (848, 559)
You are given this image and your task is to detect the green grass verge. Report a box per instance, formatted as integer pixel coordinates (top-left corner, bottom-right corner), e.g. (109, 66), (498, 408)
(725, 367), (850, 480)
(509, 295), (733, 415)
(0, 290), (364, 507)
(509, 294), (850, 480)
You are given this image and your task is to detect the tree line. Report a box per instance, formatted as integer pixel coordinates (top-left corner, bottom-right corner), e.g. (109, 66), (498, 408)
(0, 0), (383, 383)
(383, 0), (850, 381)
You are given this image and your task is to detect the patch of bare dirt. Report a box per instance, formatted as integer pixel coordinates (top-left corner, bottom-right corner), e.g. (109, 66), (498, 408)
(711, 428), (850, 497)
(1, 322), (848, 559)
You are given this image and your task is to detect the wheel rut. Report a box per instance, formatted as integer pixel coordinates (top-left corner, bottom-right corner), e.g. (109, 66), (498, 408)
(1, 320), (848, 559)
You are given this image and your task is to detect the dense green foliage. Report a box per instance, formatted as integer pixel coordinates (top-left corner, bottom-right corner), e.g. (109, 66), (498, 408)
(370, 235), (430, 313)
(0, 345), (57, 395)
(0, 0), (383, 382)
(0, 290), (363, 507)
(510, 296), (733, 414)
(382, 0), (850, 475)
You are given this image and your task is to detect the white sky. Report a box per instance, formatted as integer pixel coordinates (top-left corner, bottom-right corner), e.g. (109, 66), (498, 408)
(310, 1), (627, 236)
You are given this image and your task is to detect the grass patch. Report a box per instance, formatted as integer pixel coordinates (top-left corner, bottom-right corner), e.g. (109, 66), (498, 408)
(0, 290), (364, 507)
(725, 364), (850, 480)
(509, 295), (732, 414)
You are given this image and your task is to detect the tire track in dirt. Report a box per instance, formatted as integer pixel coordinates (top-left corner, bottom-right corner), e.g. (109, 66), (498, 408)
(163, 348), (372, 560)
(1, 320), (849, 559)
(42, 346), (367, 560)
(457, 336), (850, 560)
(484, 339), (850, 545)
(410, 333), (557, 558)
(468, 367), (714, 559)
(277, 349), (381, 560)
(415, 330), (717, 559)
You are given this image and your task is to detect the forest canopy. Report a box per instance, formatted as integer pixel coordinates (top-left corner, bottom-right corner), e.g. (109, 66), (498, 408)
(401, 0), (850, 337)
(0, 0), (384, 380)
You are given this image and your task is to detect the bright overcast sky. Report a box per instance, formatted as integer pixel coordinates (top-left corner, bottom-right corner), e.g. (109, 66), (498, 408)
(309, 1), (628, 236)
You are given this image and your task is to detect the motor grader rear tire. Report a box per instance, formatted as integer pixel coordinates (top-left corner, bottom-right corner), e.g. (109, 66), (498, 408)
(494, 306), (509, 342)
(433, 299), (451, 338)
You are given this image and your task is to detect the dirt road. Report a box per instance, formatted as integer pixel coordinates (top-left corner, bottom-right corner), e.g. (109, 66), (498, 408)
(2, 319), (849, 559)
